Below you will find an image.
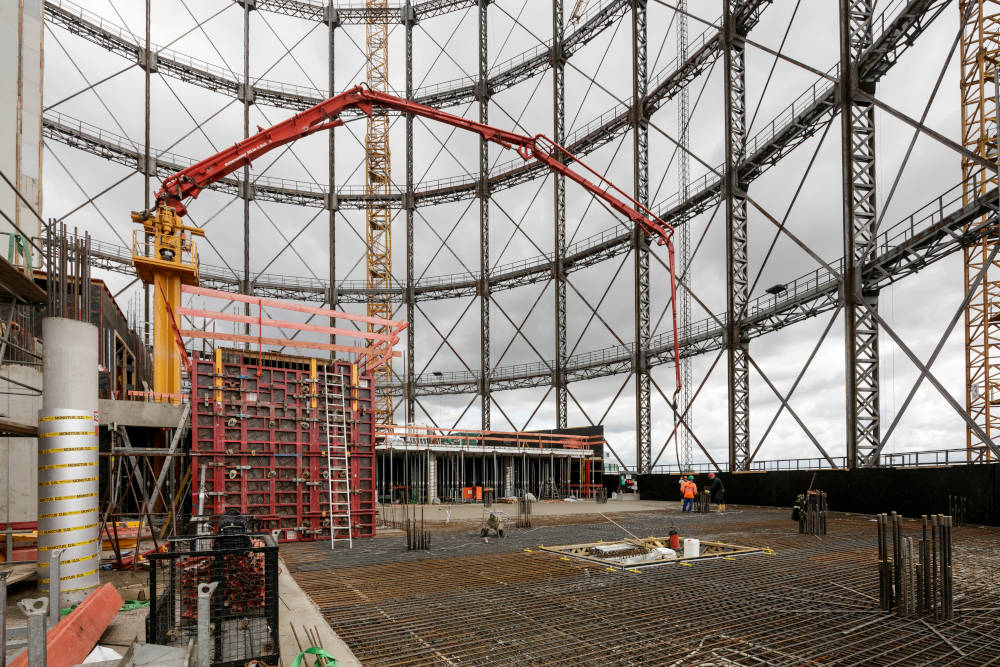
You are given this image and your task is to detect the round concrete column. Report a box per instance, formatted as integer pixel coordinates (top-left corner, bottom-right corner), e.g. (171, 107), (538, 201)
(38, 317), (99, 606)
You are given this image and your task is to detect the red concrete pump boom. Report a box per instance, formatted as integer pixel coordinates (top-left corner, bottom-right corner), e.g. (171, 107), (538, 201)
(152, 84), (683, 395)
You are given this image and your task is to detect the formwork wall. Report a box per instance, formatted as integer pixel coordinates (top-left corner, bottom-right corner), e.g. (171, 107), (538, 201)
(191, 350), (375, 541)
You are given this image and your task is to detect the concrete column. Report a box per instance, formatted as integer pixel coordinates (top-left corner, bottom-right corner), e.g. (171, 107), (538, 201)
(425, 454), (436, 504)
(0, 0), (44, 268)
(38, 318), (99, 606)
(504, 458), (513, 497)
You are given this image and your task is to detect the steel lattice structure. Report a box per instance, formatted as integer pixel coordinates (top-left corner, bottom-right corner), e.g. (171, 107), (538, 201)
(365, 0), (394, 423)
(37, 0), (1000, 473)
(960, 0), (1000, 463)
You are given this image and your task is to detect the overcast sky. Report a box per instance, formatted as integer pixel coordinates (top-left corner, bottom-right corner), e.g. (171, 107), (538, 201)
(38, 0), (974, 469)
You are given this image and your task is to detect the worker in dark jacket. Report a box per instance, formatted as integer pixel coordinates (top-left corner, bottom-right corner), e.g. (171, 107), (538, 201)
(706, 472), (725, 513)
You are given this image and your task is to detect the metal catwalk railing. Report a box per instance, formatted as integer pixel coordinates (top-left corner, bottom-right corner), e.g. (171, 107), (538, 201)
(648, 448), (991, 474)
(31, 172), (995, 397)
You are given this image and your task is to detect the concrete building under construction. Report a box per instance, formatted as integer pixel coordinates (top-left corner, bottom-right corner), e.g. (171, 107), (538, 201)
(0, 0), (997, 664)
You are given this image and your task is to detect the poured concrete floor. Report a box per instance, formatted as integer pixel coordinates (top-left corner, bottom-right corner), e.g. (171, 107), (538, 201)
(283, 504), (1000, 666)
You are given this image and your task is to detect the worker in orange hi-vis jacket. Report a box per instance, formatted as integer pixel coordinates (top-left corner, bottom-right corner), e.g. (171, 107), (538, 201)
(681, 476), (697, 512)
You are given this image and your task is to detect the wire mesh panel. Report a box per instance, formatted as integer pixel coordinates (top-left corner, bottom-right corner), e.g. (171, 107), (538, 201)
(147, 532), (279, 667)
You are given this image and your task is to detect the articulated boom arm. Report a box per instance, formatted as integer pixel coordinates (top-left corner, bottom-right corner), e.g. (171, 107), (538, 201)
(152, 84), (682, 394)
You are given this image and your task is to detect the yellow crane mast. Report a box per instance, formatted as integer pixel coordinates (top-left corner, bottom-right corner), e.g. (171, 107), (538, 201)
(366, 0), (393, 424)
(961, 0), (1000, 462)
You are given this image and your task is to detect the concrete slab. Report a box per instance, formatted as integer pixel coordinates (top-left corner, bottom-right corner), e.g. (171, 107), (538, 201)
(99, 399), (186, 429)
(278, 556), (361, 667)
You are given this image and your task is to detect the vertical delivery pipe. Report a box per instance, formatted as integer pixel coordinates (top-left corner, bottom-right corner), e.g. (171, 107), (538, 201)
(37, 318), (100, 606)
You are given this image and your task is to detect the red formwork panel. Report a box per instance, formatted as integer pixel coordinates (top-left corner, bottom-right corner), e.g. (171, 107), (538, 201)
(191, 349), (375, 541)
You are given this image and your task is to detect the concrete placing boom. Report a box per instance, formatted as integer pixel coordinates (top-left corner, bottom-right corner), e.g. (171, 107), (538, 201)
(134, 84), (683, 399)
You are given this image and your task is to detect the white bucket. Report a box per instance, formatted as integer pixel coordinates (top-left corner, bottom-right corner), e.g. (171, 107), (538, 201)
(683, 538), (700, 559)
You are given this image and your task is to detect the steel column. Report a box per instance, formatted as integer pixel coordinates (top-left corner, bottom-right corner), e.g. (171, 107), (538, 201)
(723, 0), (750, 471)
(840, 0), (880, 468)
(632, 0), (651, 473)
(478, 0), (491, 429)
(241, 0), (254, 340)
(677, 0), (693, 470)
(327, 4), (339, 351)
(143, 0), (151, 348)
(553, 0), (568, 429)
(405, 2), (416, 424)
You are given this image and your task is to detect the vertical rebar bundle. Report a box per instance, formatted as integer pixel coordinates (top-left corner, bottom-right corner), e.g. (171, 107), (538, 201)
(596, 487), (608, 505)
(947, 495), (968, 525)
(404, 505), (430, 551)
(876, 512), (953, 620)
(877, 513), (891, 610)
(44, 223), (91, 322)
(798, 491), (827, 535)
(695, 490), (710, 513)
(516, 494), (532, 528)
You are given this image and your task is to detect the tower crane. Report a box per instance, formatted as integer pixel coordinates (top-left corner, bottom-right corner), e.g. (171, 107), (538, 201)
(131, 84), (683, 406)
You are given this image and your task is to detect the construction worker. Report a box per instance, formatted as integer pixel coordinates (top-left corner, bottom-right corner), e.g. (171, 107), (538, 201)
(707, 472), (726, 513)
(681, 475), (697, 512)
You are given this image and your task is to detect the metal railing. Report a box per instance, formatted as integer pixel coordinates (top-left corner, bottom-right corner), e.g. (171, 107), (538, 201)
(647, 448), (990, 474)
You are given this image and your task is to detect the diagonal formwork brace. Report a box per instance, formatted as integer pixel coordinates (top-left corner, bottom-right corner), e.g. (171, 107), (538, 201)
(724, 0), (750, 471)
(840, 0), (881, 468)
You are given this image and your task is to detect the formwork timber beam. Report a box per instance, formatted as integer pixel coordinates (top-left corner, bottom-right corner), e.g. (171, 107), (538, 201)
(8, 584), (123, 667)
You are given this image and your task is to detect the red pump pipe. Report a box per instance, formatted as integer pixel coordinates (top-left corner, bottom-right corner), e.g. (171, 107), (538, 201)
(152, 84), (682, 396)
